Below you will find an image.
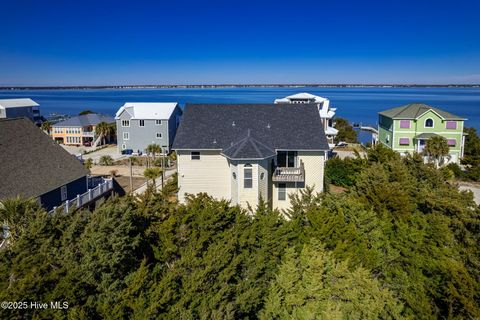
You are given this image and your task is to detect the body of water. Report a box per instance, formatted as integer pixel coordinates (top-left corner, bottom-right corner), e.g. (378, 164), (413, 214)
(1, 87), (479, 130)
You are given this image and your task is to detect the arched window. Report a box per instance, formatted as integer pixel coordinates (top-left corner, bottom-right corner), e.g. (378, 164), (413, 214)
(425, 118), (434, 128)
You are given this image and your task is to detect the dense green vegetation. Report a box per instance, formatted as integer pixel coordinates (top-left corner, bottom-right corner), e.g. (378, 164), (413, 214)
(1, 145), (479, 319)
(459, 127), (480, 181)
(333, 117), (358, 143)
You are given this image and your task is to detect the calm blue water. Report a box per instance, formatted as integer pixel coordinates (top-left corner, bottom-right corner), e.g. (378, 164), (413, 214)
(1, 87), (479, 130)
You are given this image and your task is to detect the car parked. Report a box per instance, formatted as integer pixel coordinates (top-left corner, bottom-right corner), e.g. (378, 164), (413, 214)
(122, 149), (134, 155)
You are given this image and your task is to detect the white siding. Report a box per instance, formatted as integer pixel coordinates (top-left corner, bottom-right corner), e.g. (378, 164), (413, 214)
(272, 151), (325, 211)
(177, 150), (231, 203)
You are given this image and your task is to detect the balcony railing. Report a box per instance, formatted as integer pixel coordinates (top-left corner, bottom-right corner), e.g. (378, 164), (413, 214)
(82, 131), (95, 137)
(272, 161), (305, 183)
(49, 178), (113, 215)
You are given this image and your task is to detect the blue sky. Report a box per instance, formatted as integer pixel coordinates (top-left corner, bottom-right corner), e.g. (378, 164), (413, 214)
(1, 0), (480, 85)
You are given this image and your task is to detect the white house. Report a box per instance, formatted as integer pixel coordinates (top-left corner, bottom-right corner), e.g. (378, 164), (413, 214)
(172, 103), (330, 211)
(275, 93), (338, 147)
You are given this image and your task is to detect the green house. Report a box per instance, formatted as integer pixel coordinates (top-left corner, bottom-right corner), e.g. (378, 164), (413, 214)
(378, 103), (466, 164)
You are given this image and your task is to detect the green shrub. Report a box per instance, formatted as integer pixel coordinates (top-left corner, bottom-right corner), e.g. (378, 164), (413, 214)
(325, 157), (365, 187)
(98, 155), (113, 166)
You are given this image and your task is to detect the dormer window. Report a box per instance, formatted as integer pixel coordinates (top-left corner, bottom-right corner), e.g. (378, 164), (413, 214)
(425, 118), (434, 128)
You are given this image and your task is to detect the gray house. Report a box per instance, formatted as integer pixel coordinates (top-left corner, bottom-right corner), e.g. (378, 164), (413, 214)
(0, 98), (42, 124)
(115, 102), (182, 153)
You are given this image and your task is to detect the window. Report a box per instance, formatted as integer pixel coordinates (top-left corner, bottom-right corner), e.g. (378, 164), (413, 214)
(446, 121), (457, 129)
(244, 164), (253, 188)
(191, 151), (200, 160)
(400, 120), (410, 128)
(278, 183), (286, 201)
(447, 139), (456, 146)
(277, 151), (297, 167)
(425, 118), (434, 128)
(123, 132), (129, 140)
(399, 138), (409, 145)
(61, 185), (68, 201)
(156, 132), (162, 139)
(139, 120), (145, 127)
(155, 120), (162, 125)
(122, 120), (130, 127)
(122, 144), (126, 150)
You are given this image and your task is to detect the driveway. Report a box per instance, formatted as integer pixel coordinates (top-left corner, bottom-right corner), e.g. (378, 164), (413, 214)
(61, 145), (124, 163)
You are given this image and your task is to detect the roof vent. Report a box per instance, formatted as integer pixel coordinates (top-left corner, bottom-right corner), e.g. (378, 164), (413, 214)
(267, 123), (271, 129)
(232, 121), (236, 127)
(213, 138), (217, 144)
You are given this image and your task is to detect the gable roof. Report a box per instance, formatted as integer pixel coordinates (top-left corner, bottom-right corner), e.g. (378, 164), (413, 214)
(115, 102), (179, 120)
(52, 113), (114, 127)
(379, 103), (465, 120)
(173, 104), (329, 159)
(0, 98), (39, 109)
(0, 118), (89, 200)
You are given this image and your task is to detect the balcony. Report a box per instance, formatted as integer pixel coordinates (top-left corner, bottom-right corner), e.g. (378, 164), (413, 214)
(82, 131), (95, 137)
(272, 161), (305, 183)
(49, 178), (113, 215)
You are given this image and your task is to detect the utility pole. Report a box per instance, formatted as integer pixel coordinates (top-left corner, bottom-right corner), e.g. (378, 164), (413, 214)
(161, 147), (165, 188)
(129, 157), (133, 194)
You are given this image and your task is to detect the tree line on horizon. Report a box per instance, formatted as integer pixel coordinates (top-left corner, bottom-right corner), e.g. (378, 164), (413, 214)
(0, 145), (479, 319)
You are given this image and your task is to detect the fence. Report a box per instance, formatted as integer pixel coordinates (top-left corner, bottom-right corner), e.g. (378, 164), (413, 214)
(49, 178), (113, 215)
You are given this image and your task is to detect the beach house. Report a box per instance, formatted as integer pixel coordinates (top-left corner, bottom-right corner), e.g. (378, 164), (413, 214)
(0, 98), (42, 125)
(0, 118), (90, 210)
(172, 103), (330, 210)
(51, 113), (115, 146)
(115, 102), (182, 154)
(378, 103), (466, 164)
(274, 93), (338, 147)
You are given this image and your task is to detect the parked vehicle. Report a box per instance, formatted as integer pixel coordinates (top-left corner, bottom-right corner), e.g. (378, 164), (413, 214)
(122, 149), (133, 155)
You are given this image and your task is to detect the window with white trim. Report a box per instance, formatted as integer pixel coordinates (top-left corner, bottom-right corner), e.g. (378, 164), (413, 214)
(191, 151), (200, 160)
(244, 164), (253, 188)
(139, 120), (145, 127)
(123, 132), (129, 140)
(155, 120), (162, 125)
(122, 120), (130, 127)
(278, 183), (286, 200)
(156, 132), (162, 139)
(425, 118), (434, 128)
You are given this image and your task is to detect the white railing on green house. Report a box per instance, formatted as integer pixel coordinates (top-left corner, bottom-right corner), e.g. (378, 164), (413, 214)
(49, 178), (113, 215)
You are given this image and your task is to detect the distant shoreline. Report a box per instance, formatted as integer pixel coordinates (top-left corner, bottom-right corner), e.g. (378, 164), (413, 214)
(1, 84), (479, 90)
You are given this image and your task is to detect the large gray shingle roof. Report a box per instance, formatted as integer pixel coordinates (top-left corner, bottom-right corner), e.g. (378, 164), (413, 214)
(379, 103), (465, 120)
(52, 113), (114, 127)
(0, 118), (89, 200)
(173, 104), (329, 159)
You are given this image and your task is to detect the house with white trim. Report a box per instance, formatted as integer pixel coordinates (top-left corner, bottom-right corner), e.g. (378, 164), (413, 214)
(275, 93), (338, 147)
(378, 103), (466, 164)
(172, 103), (330, 210)
(0, 98), (42, 124)
(115, 102), (182, 153)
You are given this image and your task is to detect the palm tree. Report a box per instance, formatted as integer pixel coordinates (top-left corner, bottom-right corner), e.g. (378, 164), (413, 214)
(0, 198), (41, 246)
(84, 158), (93, 170)
(41, 121), (52, 134)
(95, 122), (113, 146)
(424, 136), (450, 168)
(147, 144), (162, 162)
(144, 167), (162, 190)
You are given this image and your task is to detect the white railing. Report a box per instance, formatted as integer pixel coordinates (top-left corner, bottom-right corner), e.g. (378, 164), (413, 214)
(82, 131), (95, 137)
(49, 178), (113, 215)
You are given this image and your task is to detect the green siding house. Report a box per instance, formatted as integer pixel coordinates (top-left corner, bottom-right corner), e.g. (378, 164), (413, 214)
(378, 103), (466, 164)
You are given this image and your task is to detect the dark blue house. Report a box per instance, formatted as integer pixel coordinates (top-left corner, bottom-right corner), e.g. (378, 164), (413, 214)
(0, 118), (89, 211)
